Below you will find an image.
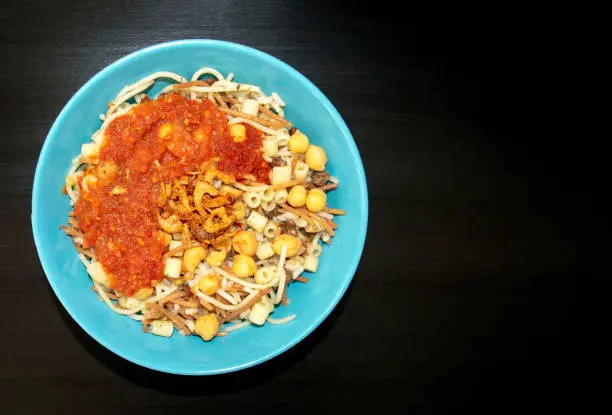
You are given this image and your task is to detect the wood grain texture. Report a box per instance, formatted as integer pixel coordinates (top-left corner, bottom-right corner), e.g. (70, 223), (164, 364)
(0, 0), (597, 413)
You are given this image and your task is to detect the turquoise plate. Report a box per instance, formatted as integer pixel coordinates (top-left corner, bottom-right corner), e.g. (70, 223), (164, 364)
(32, 40), (368, 375)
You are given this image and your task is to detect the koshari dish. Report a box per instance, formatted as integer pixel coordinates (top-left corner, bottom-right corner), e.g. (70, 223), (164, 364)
(61, 67), (345, 341)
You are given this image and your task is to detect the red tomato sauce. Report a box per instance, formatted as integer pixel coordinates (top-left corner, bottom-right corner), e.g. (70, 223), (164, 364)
(73, 93), (269, 295)
(213, 123), (270, 183)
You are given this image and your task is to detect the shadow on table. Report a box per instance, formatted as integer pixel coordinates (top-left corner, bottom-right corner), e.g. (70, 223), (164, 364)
(52, 270), (357, 396)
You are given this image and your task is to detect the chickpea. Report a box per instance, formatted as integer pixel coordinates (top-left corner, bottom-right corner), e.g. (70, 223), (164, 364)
(306, 188), (327, 213)
(194, 314), (219, 341)
(232, 231), (258, 256)
(110, 186), (127, 195)
(272, 234), (301, 257)
(97, 161), (118, 182)
(305, 145), (327, 171)
(198, 274), (220, 295)
(229, 123), (247, 143)
(183, 246), (208, 273)
(289, 131), (310, 153)
(206, 248), (227, 267)
(232, 254), (258, 278)
(158, 123), (173, 138)
(287, 185), (307, 207)
(134, 286), (154, 301)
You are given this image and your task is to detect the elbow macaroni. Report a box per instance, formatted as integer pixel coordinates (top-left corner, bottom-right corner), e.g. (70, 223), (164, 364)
(274, 189), (288, 204)
(243, 191), (262, 208)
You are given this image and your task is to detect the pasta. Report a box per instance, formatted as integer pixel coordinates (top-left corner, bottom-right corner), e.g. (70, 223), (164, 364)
(61, 67), (346, 342)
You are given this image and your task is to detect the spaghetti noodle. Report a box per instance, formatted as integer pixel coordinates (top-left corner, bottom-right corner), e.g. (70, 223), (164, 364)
(61, 67), (345, 341)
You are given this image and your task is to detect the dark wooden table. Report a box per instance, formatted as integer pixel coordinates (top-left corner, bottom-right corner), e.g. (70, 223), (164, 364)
(0, 1), (595, 412)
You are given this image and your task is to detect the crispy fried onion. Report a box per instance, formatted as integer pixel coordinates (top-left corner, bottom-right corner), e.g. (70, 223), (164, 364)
(157, 181), (167, 207)
(211, 227), (238, 251)
(158, 213), (183, 233)
(175, 181), (194, 211)
(205, 166), (235, 184)
(193, 181), (218, 217)
(159, 166), (239, 253)
(204, 207), (235, 233)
